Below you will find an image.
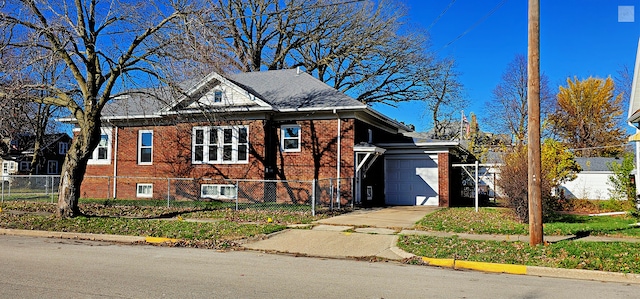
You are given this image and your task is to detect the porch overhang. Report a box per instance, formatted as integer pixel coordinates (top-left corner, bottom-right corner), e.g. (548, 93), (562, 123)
(630, 132), (640, 142)
(353, 143), (386, 174)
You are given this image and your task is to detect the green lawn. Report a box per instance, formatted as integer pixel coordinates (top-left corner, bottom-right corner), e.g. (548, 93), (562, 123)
(403, 207), (640, 273)
(416, 207), (640, 237)
(398, 235), (640, 273)
(0, 200), (331, 249)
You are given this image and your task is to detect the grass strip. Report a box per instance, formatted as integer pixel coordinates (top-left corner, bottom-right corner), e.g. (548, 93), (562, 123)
(399, 235), (640, 273)
(416, 207), (640, 237)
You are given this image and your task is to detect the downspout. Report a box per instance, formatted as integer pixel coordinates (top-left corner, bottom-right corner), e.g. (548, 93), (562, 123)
(112, 125), (118, 199)
(334, 109), (341, 207)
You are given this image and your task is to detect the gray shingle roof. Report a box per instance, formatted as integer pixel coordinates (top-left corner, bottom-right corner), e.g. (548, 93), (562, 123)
(100, 69), (365, 118)
(227, 69), (365, 110)
(102, 88), (173, 118)
(574, 157), (617, 172)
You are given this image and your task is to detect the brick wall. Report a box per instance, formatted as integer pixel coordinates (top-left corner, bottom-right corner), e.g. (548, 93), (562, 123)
(81, 118), (355, 200)
(438, 152), (450, 207)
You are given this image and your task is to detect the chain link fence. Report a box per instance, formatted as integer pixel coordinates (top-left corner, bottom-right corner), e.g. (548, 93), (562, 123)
(0, 175), (60, 203)
(1, 175), (354, 215)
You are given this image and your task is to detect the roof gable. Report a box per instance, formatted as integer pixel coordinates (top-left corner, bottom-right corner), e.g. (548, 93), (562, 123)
(167, 72), (271, 112)
(226, 69), (366, 111)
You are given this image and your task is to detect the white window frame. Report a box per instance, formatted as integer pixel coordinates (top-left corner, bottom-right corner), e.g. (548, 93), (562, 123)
(136, 183), (153, 198)
(59, 142), (69, 155)
(2, 161), (16, 175)
(214, 90), (223, 103)
(47, 160), (58, 174)
(281, 124), (301, 152)
(138, 130), (153, 165)
(88, 127), (112, 165)
(200, 184), (237, 200)
(192, 126), (249, 164)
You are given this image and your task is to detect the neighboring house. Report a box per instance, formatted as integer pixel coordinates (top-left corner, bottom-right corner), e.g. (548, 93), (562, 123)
(560, 157), (616, 200)
(628, 39), (640, 196)
(0, 133), (71, 177)
(64, 69), (469, 206)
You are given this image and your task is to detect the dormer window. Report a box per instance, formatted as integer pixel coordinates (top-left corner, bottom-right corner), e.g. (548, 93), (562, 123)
(214, 90), (223, 103)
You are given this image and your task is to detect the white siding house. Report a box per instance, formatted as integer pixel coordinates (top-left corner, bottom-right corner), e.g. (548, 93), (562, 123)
(560, 157), (616, 200)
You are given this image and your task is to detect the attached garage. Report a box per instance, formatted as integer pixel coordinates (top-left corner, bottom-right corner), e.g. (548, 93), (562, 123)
(376, 139), (467, 207)
(385, 155), (439, 206)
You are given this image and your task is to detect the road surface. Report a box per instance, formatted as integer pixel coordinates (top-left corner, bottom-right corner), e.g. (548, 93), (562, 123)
(0, 235), (637, 298)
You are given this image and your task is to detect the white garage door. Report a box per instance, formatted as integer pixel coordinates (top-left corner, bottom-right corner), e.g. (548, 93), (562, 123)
(385, 155), (439, 206)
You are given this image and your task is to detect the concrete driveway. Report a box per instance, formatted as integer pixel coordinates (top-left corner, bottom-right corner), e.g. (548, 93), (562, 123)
(314, 206), (439, 229)
(243, 206), (439, 260)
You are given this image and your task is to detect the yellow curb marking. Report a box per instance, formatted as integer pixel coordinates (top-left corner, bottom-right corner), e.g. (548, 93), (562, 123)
(455, 260), (527, 275)
(421, 257), (527, 275)
(145, 237), (179, 244)
(422, 257), (455, 268)
(342, 232), (352, 236)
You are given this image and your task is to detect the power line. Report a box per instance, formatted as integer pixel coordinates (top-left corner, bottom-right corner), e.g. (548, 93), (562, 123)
(568, 143), (633, 152)
(426, 0), (456, 32)
(438, 0), (509, 51)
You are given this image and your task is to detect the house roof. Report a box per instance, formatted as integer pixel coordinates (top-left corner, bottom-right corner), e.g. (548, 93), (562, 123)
(102, 87), (173, 119)
(61, 68), (411, 133)
(20, 133), (71, 155)
(574, 157), (617, 172)
(98, 69), (367, 118)
(226, 69), (366, 111)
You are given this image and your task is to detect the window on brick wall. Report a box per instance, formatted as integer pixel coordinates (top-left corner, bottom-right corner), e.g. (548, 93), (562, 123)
(88, 127), (112, 165)
(192, 126), (248, 164)
(138, 130), (153, 165)
(136, 183), (153, 198)
(201, 184), (237, 200)
(281, 124), (301, 152)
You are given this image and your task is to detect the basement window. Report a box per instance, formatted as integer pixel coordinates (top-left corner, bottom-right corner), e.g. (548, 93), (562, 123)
(136, 183), (153, 198)
(201, 184), (237, 200)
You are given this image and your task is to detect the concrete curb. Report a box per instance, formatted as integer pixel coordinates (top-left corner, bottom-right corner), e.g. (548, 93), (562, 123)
(0, 228), (177, 244)
(420, 256), (640, 284)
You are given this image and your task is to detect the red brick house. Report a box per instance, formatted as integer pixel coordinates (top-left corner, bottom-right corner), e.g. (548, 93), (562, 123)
(70, 69), (467, 206)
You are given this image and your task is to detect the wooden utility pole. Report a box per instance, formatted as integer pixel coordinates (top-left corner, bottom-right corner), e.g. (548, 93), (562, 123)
(527, 0), (543, 246)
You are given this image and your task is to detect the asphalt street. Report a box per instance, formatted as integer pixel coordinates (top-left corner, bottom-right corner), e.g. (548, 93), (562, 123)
(0, 235), (638, 298)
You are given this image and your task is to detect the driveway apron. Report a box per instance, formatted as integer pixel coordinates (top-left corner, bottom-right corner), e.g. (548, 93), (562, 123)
(242, 206), (439, 260)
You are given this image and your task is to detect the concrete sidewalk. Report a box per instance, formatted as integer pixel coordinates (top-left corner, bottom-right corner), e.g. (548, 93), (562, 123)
(241, 206), (640, 284)
(314, 206), (439, 228)
(243, 206), (439, 260)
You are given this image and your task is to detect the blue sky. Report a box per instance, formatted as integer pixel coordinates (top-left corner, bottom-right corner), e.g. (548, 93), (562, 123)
(372, 0), (640, 132)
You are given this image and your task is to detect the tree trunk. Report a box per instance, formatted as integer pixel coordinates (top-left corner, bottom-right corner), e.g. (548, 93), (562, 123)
(57, 123), (99, 218)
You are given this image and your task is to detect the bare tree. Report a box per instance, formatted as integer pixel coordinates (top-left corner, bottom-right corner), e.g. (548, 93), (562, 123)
(484, 54), (553, 144)
(207, 0), (432, 104)
(422, 57), (466, 139)
(0, 0), (198, 217)
(615, 64), (633, 129)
